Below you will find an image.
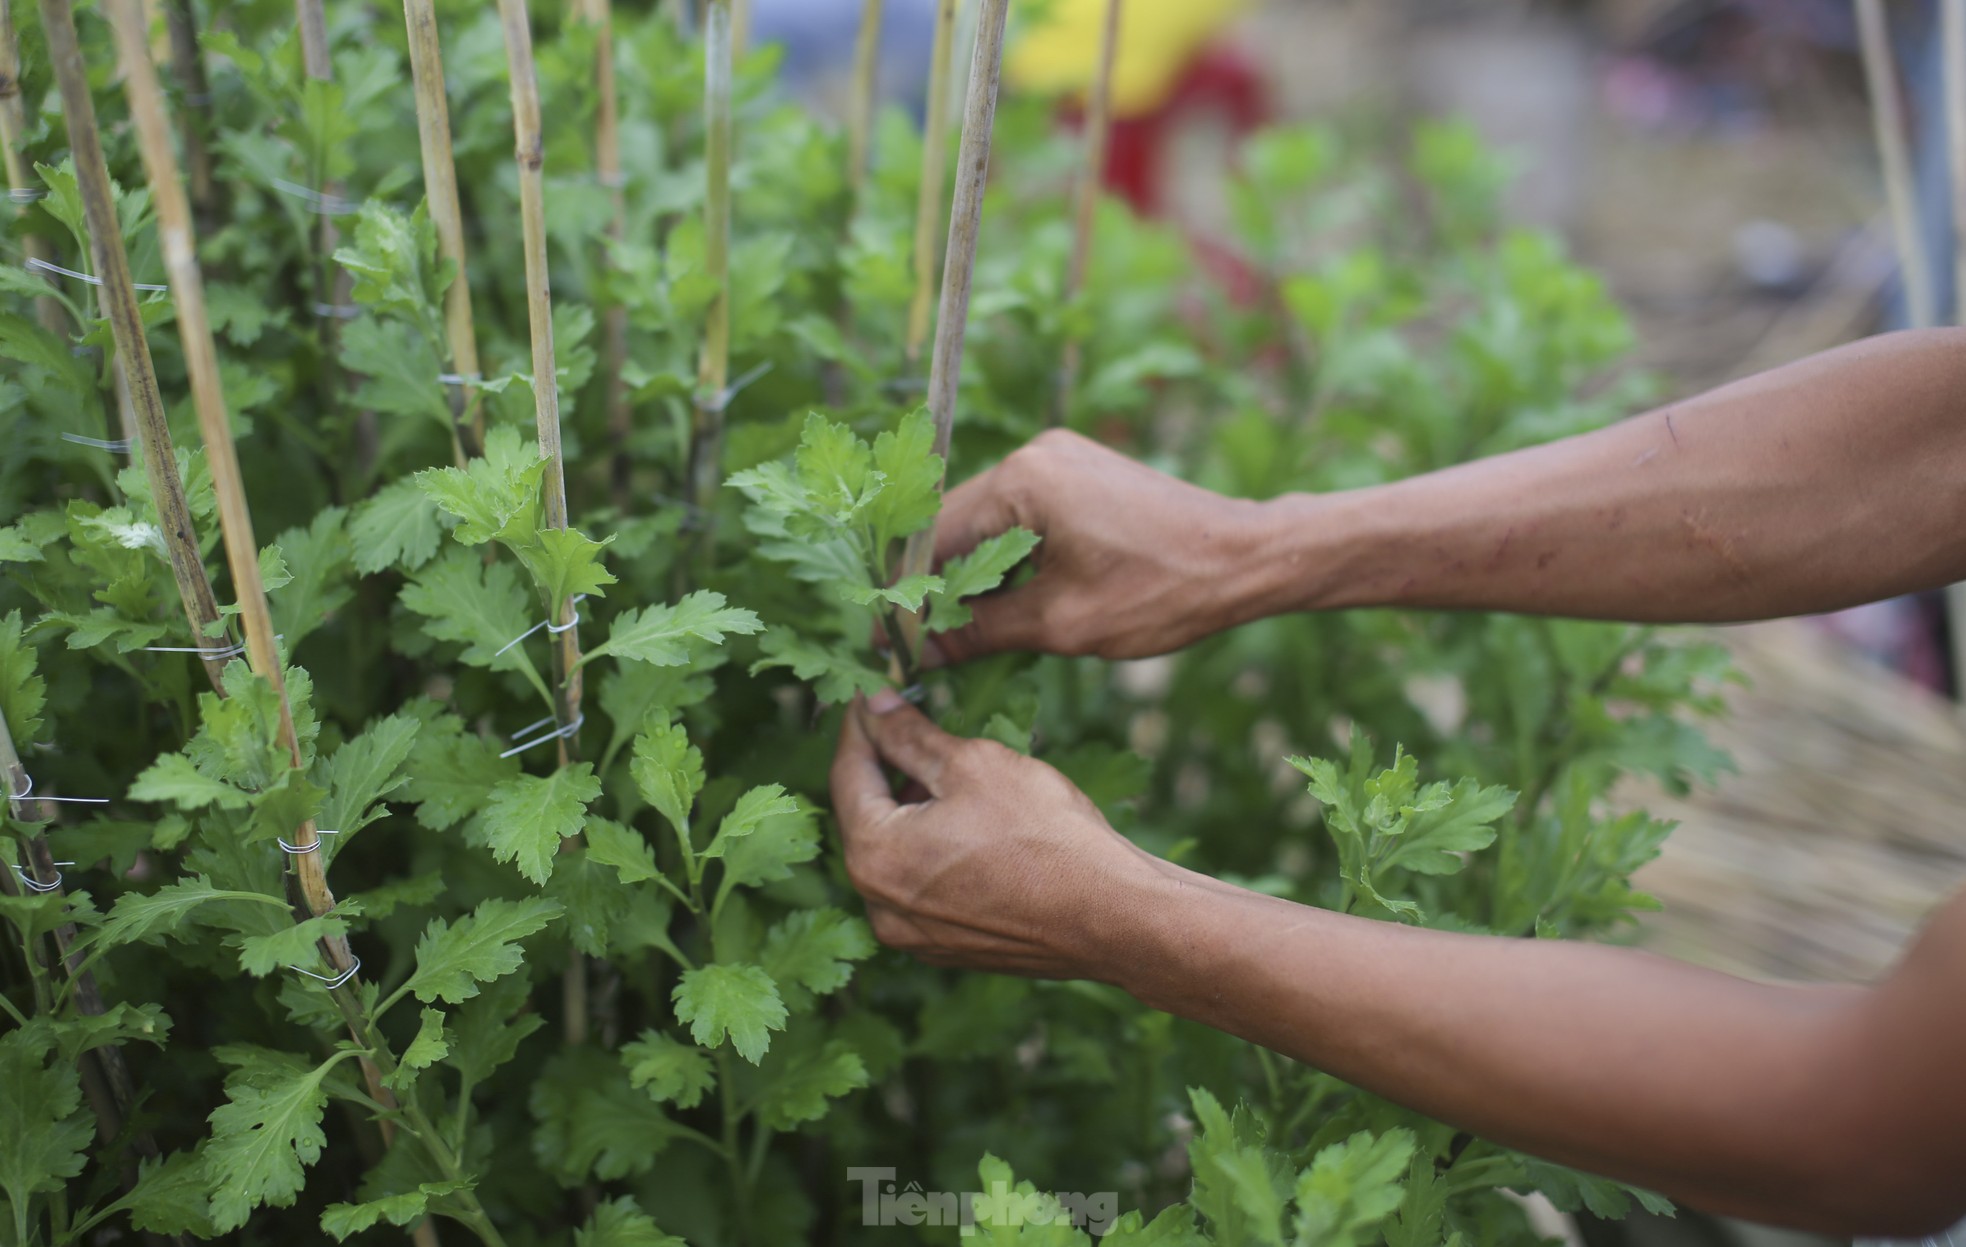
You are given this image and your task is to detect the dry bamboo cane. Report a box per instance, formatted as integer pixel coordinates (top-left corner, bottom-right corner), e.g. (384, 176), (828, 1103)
(104, 0), (353, 975)
(577, 0), (632, 504)
(404, 0), (486, 462)
(1, 0), (64, 334)
(684, 0), (734, 563)
(732, 0), (750, 58)
(1052, 0), (1121, 427)
(38, 0), (228, 694)
(846, 0), (884, 195)
(903, 0), (958, 366)
(893, 0), (1010, 667)
(498, 0), (583, 746)
(294, 0), (343, 295)
(1855, 0), (1936, 331)
(161, 0), (213, 223)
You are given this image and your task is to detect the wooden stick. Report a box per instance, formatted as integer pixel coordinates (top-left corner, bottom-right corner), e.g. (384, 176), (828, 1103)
(1855, 0), (1935, 330)
(293, 0), (341, 277)
(498, 0), (583, 749)
(107, 0), (350, 956)
(403, 0), (485, 462)
(732, 0), (750, 58)
(684, 0), (734, 555)
(904, 0), (958, 365)
(161, 0), (213, 222)
(847, 0), (885, 195)
(1, 0), (63, 334)
(1052, 0), (1121, 427)
(893, 0), (1010, 663)
(39, 0), (227, 694)
(577, 0), (631, 505)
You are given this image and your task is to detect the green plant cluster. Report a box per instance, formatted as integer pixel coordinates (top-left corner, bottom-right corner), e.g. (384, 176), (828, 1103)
(0, 4), (1732, 1245)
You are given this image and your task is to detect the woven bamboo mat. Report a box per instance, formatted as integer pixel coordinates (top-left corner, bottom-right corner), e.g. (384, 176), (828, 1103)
(1625, 620), (1966, 985)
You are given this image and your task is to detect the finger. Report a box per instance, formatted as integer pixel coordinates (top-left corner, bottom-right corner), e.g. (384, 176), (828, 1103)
(859, 692), (966, 797)
(830, 701), (899, 838)
(934, 466), (1030, 566)
(924, 580), (1051, 667)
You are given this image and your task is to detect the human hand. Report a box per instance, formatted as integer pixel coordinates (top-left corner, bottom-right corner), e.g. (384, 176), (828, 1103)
(928, 429), (1272, 663)
(828, 689), (1167, 980)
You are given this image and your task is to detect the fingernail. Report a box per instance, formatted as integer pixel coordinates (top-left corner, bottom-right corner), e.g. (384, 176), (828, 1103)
(867, 688), (906, 716)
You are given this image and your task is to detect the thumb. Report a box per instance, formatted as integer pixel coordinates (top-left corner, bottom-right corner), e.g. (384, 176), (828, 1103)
(934, 466), (1030, 567)
(858, 690), (965, 798)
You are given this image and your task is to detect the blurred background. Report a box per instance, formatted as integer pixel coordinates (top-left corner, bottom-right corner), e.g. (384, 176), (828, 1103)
(747, 3), (1964, 1244)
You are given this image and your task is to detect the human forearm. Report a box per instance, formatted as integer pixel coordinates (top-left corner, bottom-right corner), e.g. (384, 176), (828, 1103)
(1239, 329), (1966, 624)
(1111, 863), (1966, 1234)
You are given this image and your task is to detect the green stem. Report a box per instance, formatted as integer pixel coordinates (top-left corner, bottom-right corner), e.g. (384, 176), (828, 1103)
(716, 1048), (753, 1245)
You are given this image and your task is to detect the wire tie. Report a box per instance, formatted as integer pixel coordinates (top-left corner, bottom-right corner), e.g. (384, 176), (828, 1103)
(312, 302), (361, 319)
(60, 432), (132, 453)
(270, 177), (362, 216)
(143, 639), (248, 659)
(500, 713), (585, 758)
(288, 954), (362, 989)
(597, 170), (627, 189)
(27, 257), (167, 293)
(8, 773), (109, 804)
(437, 371), (484, 386)
(276, 828), (341, 856)
(495, 595), (586, 656)
(8, 187), (48, 203)
(698, 361), (774, 414)
(12, 862), (76, 893)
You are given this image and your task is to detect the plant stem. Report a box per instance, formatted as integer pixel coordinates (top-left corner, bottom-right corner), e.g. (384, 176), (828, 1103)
(576, 0), (632, 505)
(892, 0), (1011, 665)
(0, 0), (63, 335)
(1052, 0), (1121, 427)
(684, 0), (734, 575)
(903, 0), (957, 366)
(846, 0), (884, 195)
(1855, 0), (1935, 330)
(403, 0), (485, 463)
(39, 0), (228, 695)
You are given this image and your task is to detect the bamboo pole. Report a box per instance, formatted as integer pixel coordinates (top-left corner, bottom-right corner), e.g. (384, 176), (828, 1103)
(1855, 0), (1935, 330)
(893, 0), (1010, 666)
(1052, 0), (1121, 427)
(161, 0), (213, 223)
(1, 0), (63, 334)
(577, 0), (631, 504)
(904, 0), (958, 365)
(847, 0), (884, 195)
(497, 0), (584, 750)
(403, 0), (485, 462)
(732, 0), (750, 58)
(106, 0), (351, 968)
(39, 0), (227, 694)
(684, 0), (733, 557)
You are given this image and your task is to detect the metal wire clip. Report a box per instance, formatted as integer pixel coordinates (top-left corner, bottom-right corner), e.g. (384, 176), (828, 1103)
(288, 954), (362, 989)
(276, 828), (341, 856)
(501, 713), (586, 759)
(494, 595), (588, 657)
(270, 177), (362, 217)
(27, 257), (168, 293)
(11, 862), (76, 893)
(60, 432), (133, 453)
(8, 773), (110, 805)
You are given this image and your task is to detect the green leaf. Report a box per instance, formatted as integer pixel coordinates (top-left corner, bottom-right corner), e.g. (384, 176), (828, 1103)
(120, 1151), (218, 1237)
(387, 1008), (450, 1092)
(621, 1031), (715, 1109)
(402, 717), (521, 832)
(671, 962), (787, 1063)
(760, 908), (875, 1010)
(444, 973), (546, 1085)
(749, 629), (886, 704)
(341, 316), (451, 427)
(234, 912), (352, 977)
(630, 717), (704, 840)
(865, 406), (944, 552)
(576, 1197), (686, 1247)
(350, 476), (444, 574)
(317, 712), (421, 851)
(530, 1048), (684, 1184)
(321, 1180), (473, 1241)
(930, 527), (1041, 633)
(415, 426), (546, 546)
(405, 897), (564, 1005)
(1294, 1129), (1417, 1247)
(586, 817), (661, 884)
(754, 1039), (868, 1131)
(592, 591), (762, 666)
(703, 784), (800, 859)
(128, 751), (253, 810)
(268, 507), (353, 648)
(0, 1029), (93, 1217)
(0, 609), (47, 750)
(95, 878), (286, 949)
(400, 548), (545, 684)
(1185, 1087), (1291, 1246)
(1384, 777), (1515, 876)
(203, 1050), (346, 1232)
(720, 804), (820, 890)
(841, 573), (942, 612)
(480, 764), (602, 884)
(514, 525), (618, 606)
(334, 200), (447, 319)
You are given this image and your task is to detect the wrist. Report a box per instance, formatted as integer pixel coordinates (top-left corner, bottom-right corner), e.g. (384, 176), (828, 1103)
(1083, 853), (1221, 1008)
(1235, 488), (1399, 619)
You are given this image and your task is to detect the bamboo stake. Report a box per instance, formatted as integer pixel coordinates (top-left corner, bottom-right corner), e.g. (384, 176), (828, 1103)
(105, 0), (351, 967)
(403, 0), (486, 462)
(577, 0), (631, 504)
(1, 0), (63, 334)
(846, 0), (884, 195)
(294, 0), (341, 280)
(731, 0), (750, 58)
(161, 0), (213, 223)
(39, 0), (227, 694)
(1052, 0), (1121, 427)
(904, 0), (958, 365)
(893, 0), (1010, 666)
(684, 0), (734, 558)
(497, 0), (583, 750)
(1855, 0), (1935, 330)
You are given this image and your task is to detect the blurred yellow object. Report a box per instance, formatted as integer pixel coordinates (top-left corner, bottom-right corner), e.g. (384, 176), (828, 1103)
(1008, 0), (1249, 120)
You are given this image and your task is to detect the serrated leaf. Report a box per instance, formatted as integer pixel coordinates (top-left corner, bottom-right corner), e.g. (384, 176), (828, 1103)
(576, 1197), (686, 1247)
(530, 1048), (684, 1183)
(841, 572), (942, 612)
(865, 406), (944, 552)
(402, 718), (521, 832)
(321, 1180), (473, 1241)
(591, 591), (762, 666)
(1294, 1129), (1416, 1247)
(387, 1008), (450, 1091)
(760, 908), (875, 1010)
(400, 547), (541, 675)
(0, 1029), (94, 1216)
(405, 897), (564, 1004)
(0, 609), (47, 751)
(720, 804), (820, 891)
(268, 507), (353, 648)
(515, 525), (618, 606)
(480, 764), (601, 884)
(443, 973), (546, 1085)
(415, 426), (546, 546)
(1384, 777), (1515, 876)
(129, 751), (251, 810)
(234, 912), (352, 977)
(671, 962), (786, 1063)
(351, 476), (443, 574)
(749, 629), (885, 704)
(203, 1051), (346, 1231)
(930, 527), (1041, 633)
(703, 784), (800, 859)
(120, 1151), (217, 1237)
(621, 1031), (715, 1110)
(95, 877), (286, 949)
(754, 1039), (868, 1131)
(630, 717), (703, 840)
(317, 712), (420, 855)
(586, 817), (661, 884)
